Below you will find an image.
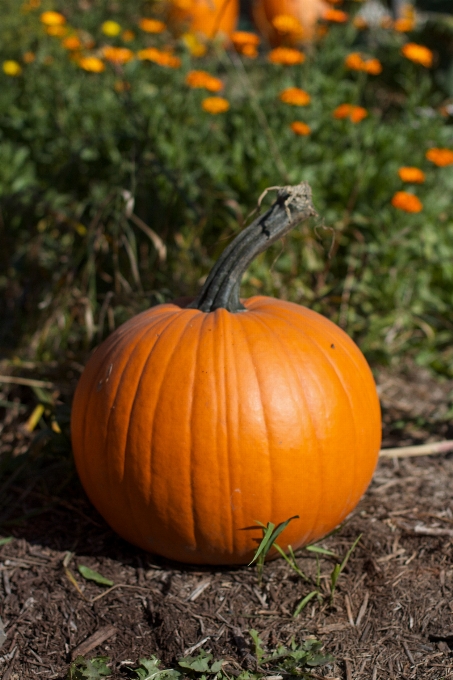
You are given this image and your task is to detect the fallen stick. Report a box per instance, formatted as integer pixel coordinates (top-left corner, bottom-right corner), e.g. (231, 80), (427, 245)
(0, 375), (54, 389)
(379, 440), (453, 458)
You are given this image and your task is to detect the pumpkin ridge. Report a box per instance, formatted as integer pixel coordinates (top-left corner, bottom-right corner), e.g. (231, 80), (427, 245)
(76, 314), (166, 496)
(104, 311), (186, 544)
(140, 311), (205, 551)
(247, 310), (324, 545)
(239, 314), (275, 530)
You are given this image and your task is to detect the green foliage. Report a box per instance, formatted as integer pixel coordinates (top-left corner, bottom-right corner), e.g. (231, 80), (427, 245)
(1, 1), (453, 375)
(249, 516), (299, 584)
(77, 565), (114, 587)
(68, 656), (112, 680)
(71, 635), (333, 680)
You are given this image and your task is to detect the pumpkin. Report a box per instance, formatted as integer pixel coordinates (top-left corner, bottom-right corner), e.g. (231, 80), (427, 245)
(71, 183), (381, 565)
(252, 0), (328, 45)
(167, 0), (239, 40)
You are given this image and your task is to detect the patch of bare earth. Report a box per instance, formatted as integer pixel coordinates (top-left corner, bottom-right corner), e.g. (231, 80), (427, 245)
(0, 362), (453, 679)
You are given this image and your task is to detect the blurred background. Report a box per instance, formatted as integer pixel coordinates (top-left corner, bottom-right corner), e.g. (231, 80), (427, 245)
(1, 0), (453, 379)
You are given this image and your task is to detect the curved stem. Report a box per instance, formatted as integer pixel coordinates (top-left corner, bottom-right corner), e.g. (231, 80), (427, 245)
(188, 182), (317, 313)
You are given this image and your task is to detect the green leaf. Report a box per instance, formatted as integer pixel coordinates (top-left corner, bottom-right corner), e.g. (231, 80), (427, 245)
(67, 656), (112, 679)
(249, 629), (264, 663)
(0, 537), (13, 546)
(293, 590), (320, 617)
(305, 545), (336, 556)
(178, 651), (214, 673)
(134, 657), (180, 680)
(78, 565), (114, 587)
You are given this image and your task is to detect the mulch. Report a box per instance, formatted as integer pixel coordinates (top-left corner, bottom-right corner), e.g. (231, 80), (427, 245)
(0, 361), (453, 679)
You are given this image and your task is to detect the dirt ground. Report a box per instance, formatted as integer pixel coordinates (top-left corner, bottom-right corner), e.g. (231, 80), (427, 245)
(0, 361), (453, 680)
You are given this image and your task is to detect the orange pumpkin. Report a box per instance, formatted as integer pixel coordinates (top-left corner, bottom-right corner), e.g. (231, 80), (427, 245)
(71, 183), (381, 565)
(252, 0), (329, 45)
(168, 0), (239, 40)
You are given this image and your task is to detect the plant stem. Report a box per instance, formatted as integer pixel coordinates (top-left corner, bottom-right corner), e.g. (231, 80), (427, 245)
(188, 182), (317, 313)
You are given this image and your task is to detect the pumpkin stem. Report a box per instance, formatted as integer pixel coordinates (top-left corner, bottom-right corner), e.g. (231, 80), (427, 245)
(189, 182), (317, 313)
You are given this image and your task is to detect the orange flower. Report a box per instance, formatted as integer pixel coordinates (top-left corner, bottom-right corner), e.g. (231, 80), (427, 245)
(268, 47), (305, 65)
(23, 51), (36, 63)
(393, 18), (415, 32)
(425, 148), (453, 167)
(231, 31), (260, 56)
(40, 10), (65, 25)
(345, 52), (382, 74)
(231, 31), (260, 48)
(139, 18), (166, 33)
(185, 70), (223, 92)
(137, 48), (181, 68)
(46, 25), (67, 36)
(401, 43), (433, 68)
(114, 80), (131, 92)
(333, 104), (367, 122)
(380, 16), (393, 29)
(272, 14), (304, 36)
(241, 44), (258, 58)
(353, 16), (368, 30)
(290, 121), (311, 135)
(103, 46), (134, 64)
(201, 96), (230, 114)
(323, 9), (348, 22)
(122, 30), (135, 42)
(345, 52), (364, 70)
(62, 35), (82, 50)
(79, 56), (105, 72)
(391, 191), (423, 213)
(398, 167), (426, 183)
(279, 87), (311, 106)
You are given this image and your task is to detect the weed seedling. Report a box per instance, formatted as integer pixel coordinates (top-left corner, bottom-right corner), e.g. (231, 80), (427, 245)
(248, 516), (299, 584)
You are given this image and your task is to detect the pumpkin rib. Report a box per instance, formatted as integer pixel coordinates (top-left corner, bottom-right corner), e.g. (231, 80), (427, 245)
(217, 310), (235, 556)
(76, 313), (164, 497)
(142, 311), (204, 552)
(117, 310), (190, 543)
(103, 311), (184, 545)
(240, 313), (275, 531)
(249, 308), (325, 544)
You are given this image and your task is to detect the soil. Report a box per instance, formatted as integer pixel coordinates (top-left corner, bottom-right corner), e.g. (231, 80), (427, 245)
(1, 361), (453, 680)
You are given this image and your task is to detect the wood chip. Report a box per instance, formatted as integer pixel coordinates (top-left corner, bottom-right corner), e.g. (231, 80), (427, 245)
(187, 578), (211, 601)
(356, 592), (369, 628)
(70, 625), (117, 660)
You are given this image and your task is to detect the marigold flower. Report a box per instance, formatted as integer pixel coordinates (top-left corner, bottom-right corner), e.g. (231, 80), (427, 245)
(182, 33), (207, 58)
(290, 121), (311, 135)
(425, 148), (453, 167)
(279, 87), (311, 106)
(201, 96), (230, 114)
(391, 191), (423, 213)
(231, 31), (260, 48)
(185, 70), (223, 92)
(139, 18), (166, 33)
(401, 43), (433, 68)
(380, 16), (393, 29)
(323, 9), (348, 22)
(46, 25), (67, 36)
(122, 30), (135, 42)
(269, 47), (305, 65)
(101, 21), (122, 36)
(79, 56), (105, 73)
(353, 16), (368, 30)
(40, 11), (65, 25)
(393, 18), (415, 32)
(23, 51), (36, 63)
(3, 60), (22, 76)
(137, 48), (181, 68)
(333, 103), (367, 122)
(398, 167), (425, 183)
(345, 52), (363, 70)
(241, 44), (258, 58)
(62, 35), (82, 50)
(103, 46), (134, 64)
(272, 14), (304, 36)
(345, 52), (382, 74)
